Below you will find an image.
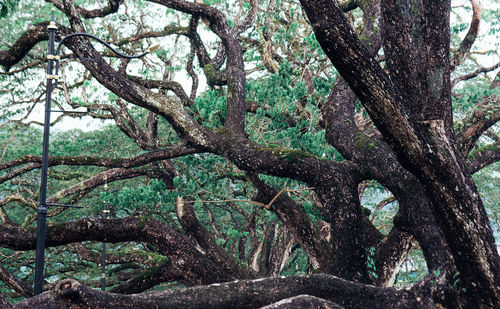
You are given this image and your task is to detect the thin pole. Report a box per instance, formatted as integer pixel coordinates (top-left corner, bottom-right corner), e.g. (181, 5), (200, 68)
(34, 10), (57, 296)
(101, 196), (109, 291)
(32, 11), (156, 295)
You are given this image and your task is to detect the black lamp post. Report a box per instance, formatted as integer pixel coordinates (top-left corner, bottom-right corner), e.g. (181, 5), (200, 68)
(34, 10), (158, 295)
(101, 183), (110, 291)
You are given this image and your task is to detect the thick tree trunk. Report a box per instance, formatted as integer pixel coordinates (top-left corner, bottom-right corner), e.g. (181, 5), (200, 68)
(300, 1), (500, 305)
(315, 181), (371, 283)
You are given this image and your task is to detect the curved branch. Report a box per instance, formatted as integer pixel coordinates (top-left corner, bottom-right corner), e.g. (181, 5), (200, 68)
(232, 0), (258, 36)
(456, 94), (500, 157)
(114, 25), (189, 46)
(46, 0), (124, 19)
(467, 140), (500, 174)
(450, 0), (483, 70)
(261, 295), (344, 309)
(127, 76), (192, 106)
(45, 167), (154, 204)
(0, 195), (37, 210)
(0, 22), (69, 71)
(451, 62), (500, 88)
(0, 163), (40, 186)
(374, 228), (414, 287)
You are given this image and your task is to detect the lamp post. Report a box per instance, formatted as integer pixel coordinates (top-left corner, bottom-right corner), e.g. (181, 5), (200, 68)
(101, 183), (110, 291)
(34, 10), (158, 295)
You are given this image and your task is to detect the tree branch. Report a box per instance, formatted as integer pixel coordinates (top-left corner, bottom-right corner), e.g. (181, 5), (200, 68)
(0, 145), (197, 175)
(456, 94), (500, 157)
(374, 228), (414, 287)
(260, 295), (344, 309)
(13, 274), (433, 308)
(451, 62), (500, 88)
(109, 260), (183, 294)
(0, 22), (69, 71)
(0, 216), (238, 286)
(450, 0), (482, 70)
(380, 0), (422, 117)
(467, 140), (500, 174)
(46, 0), (124, 19)
(0, 265), (33, 298)
(147, 0), (246, 135)
(249, 174), (327, 271)
(175, 196), (256, 279)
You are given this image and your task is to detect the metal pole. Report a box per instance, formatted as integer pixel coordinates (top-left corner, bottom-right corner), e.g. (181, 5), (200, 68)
(34, 10), (58, 295)
(101, 194), (109, 291)
(32, 12), (157, 295)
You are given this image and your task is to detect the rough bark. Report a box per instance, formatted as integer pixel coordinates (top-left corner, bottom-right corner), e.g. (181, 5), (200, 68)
(175, 196), (256, 279)
(1, 0), (499, 307)
(13, 274), (433, 309)
(300, 0), (500, 305)
(0, 217), (241, 286)
(0, 266), (32, 298)
(259, 295), (344, 309)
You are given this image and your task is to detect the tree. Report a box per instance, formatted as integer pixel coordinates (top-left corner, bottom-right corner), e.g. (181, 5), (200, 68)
(0, 0), (499, 307)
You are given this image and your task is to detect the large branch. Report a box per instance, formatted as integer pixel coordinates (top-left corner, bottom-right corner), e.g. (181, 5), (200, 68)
(323, 79), (453, 277)
(13, 274), (433, 309)
(0, 216), (239, 286)
(382, 0), (453, 129)
(380, 0), (422, 117)
(299, 0), (421, 159)
(0, 145), (197, 178)
(0, 22), (68, 71)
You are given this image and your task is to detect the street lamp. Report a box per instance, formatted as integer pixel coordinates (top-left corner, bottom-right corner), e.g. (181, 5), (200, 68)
(34, 10), (158, 295)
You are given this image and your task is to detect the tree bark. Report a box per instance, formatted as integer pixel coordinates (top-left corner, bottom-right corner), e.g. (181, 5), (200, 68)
(13, 274), (433, 309)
